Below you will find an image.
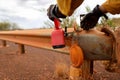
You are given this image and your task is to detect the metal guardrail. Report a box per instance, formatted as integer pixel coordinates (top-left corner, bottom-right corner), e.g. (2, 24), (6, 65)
(0, 28), (74, 54)
(0, 28), (118, 80)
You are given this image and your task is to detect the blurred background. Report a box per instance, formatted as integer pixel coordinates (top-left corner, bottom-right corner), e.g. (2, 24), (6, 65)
(0, 0), (120, 30)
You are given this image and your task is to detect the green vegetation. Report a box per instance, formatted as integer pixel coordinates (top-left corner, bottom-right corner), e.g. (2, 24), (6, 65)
(0, 21), (21, 31)
(85, 6), (91, 12)
(43, 16), (78, 29)
(43, 20), (54, 28)
(61, 17), (77, 28)
(99, 17), (120, 30)
(112, 18), (120, 27)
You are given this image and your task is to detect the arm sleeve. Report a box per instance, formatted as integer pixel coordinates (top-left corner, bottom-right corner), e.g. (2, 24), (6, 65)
(102, 0), (120, 14)
(57, 0), (84, 16)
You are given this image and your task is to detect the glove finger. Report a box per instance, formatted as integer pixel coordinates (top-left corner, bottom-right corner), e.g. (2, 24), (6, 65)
(84, 25), (89, 30)
(80, 21), (84, 28)
(81, 19), (87, 28)
(89, 21), (97, 28)
(84, 20), (95, 30)
(47, 5), (53, 16)
(47, 5), (56, 21)
(82, 21), (90, 30)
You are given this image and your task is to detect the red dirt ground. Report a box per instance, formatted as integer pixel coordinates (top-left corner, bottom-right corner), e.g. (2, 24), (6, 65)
(0, 41), (70, 80)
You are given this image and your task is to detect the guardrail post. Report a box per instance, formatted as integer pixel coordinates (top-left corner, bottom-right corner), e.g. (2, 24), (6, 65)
(81, 60), (93, 80)
(18, 44), (25, 54)
(1, 40), (7, 47)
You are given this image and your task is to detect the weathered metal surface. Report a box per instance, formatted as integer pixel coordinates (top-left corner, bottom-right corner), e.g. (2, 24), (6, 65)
(1, 40), (7, 47)
(0, 28), (74, 54)
(18, 44), (25, 54)
(115, 28), (120, 63)
(72, 29), (114, 60)
(0, 28), (115, 60)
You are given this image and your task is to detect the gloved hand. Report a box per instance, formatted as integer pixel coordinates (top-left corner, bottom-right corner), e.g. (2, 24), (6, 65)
(47, 4), (66, 21)
(81, 5), (108, 30)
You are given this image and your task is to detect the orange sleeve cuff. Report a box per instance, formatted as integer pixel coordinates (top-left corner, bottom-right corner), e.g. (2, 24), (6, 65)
(101, 0), (120, 14)
(57, 0), (84, 16)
